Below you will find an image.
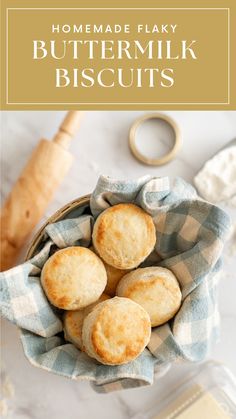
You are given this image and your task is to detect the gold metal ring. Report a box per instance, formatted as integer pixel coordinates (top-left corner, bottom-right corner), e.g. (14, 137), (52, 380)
(129, 113), (182, 166)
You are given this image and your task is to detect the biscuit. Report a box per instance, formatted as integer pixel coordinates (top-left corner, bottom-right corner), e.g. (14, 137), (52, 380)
(104, 263), (130, 296)
(89, 246), (129, 296)
(82, 296), (151, 365)
(41, 246), (107, 310)
(116, 267), (182, 327)
(92, 203), (156, 269)
(63, 293), (110, 350)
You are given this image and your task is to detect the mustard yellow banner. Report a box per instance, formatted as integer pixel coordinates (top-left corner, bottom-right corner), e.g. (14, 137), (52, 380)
(1, 0), (236, 109)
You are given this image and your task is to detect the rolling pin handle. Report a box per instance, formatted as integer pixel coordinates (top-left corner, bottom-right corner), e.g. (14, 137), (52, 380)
(53, 111), (84, 149)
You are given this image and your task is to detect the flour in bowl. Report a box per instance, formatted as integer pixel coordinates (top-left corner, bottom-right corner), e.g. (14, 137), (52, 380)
(194, 145), (236, 207)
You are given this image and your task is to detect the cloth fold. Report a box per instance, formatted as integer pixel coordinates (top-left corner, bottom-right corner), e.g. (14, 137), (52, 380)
(0, 176), (231, 392)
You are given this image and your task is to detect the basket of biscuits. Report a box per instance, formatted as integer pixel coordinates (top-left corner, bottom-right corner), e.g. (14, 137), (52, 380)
(0, 175), (230, 392)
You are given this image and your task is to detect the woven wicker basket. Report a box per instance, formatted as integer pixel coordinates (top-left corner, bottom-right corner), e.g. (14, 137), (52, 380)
(26, 194), (90, 260)
(24, 192), (171, 383)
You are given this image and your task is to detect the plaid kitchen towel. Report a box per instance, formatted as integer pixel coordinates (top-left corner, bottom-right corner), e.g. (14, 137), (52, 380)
(0, 175), (231, 392)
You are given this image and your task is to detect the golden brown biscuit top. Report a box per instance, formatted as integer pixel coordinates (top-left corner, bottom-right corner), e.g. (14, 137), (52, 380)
(90, 297), (151, 364)
(64, 310), (84, 341)
(117, 267), (182, 327)
(41, 246), (107, 310)
(92, 203), (156, 269)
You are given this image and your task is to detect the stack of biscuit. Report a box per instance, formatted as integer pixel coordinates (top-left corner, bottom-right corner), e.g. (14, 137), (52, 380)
(41, 203), (182, 365)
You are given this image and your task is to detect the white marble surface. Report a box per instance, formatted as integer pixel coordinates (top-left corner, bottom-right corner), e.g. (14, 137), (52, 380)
(1, 111), (236, 418)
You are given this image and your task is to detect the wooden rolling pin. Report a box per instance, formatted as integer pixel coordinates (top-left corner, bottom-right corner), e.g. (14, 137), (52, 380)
(0, 111), (83, 271)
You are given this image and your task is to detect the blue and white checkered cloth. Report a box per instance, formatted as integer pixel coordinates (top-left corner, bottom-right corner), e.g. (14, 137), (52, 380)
(0, 176), (231, 392)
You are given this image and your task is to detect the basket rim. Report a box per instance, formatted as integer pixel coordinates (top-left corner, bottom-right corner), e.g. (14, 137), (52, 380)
(25, 194), (91, 261)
